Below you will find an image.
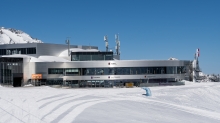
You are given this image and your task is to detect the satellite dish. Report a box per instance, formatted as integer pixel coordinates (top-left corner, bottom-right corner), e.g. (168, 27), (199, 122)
(104, 36), (107, 41)
(65, 39), (69, 44)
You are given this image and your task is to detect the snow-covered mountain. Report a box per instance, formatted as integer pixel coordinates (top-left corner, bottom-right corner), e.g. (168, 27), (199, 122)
(198, 72), (219, 82)
(0, 27), (43, 44)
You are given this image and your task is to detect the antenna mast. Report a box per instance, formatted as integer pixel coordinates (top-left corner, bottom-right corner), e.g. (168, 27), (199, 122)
(65, 37), (70, 56)
(104, 35), (108, 52)
(115, 33), (120, 55)
(192, 48), (200, 82)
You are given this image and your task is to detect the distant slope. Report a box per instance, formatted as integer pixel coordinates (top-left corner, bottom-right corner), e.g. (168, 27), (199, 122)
(0, 27), (43, 44)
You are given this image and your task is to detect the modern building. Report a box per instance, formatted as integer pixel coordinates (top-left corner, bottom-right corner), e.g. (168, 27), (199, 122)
(0, 42), (192, 87)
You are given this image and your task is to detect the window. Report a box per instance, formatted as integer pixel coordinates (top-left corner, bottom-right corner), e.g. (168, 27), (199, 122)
(167, 67), (176, 74)
(48, 66), (183, 76)
(64, 68), (79, 75)
(27, 48), (36, 54)
(177, 66), (185, 74)
(48, 68), (64, 74)
(71, 51), (113, 61)
(0, 48), (36, 55)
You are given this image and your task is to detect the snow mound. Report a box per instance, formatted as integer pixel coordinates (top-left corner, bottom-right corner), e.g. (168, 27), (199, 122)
(196, 72), (220, 82)
(24, 84), (34, 87)
(181, 80), (196, 85)
(199, 72), (206, 76)
(0, 27), (43, 44)
(168, 57), (178, 60)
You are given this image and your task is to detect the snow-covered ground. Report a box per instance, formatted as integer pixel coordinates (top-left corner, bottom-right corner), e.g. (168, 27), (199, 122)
(1, 82), (220, 123)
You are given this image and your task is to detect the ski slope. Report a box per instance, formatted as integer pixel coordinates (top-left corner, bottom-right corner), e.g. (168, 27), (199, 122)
(0, 82), (220, 123)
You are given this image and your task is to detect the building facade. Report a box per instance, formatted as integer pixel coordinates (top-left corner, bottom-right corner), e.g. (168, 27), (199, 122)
(0, 43), (192, 87)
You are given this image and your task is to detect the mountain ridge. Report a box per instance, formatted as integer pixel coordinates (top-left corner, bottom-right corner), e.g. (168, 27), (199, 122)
(0, 27), (43, 44)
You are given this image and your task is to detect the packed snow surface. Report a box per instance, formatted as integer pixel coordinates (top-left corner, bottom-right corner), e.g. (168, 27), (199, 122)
(1, 82), (220, 123)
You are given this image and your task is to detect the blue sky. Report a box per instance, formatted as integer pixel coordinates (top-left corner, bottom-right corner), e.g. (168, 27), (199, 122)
(0, 0), (219, 74)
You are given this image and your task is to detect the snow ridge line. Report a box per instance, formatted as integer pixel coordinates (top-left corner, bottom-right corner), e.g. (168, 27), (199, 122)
(0, 28), (43, 44)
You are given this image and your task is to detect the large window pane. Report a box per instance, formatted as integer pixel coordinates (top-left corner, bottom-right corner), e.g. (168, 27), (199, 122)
(95, 68), (104, 75)
(48, 68), (63, 74)
(27, 48), (36, 54)
(71, 52), (113, 61)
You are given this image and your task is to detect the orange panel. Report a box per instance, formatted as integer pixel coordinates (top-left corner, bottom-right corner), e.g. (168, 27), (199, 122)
(31, 74), (42, 79)
(125, 83), (134, 88)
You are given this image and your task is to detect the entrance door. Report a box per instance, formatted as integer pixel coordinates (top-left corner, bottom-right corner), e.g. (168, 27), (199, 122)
(13, 77), (22, 87)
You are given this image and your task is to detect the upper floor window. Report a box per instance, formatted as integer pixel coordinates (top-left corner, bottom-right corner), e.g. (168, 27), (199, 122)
(71, 51), (113, 61)
(0, 47), (36, 55)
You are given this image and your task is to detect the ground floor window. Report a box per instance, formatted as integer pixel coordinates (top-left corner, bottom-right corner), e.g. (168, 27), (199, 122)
(48, 66), (185, 75)
(46, 78), (63, 85)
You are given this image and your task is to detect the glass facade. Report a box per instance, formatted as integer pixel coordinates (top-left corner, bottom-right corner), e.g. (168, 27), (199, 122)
(48, 68), (64, 74)
(78, 79), (150, 88)
(0, 47), (36, 55)
(48, 68), (81, 76)
(0, 58), (23, 86)
(48, 66), (185, 75)
(47, 66), (186, 88)
(42, 78), (180, 88)
(71, 51), (113, 61)
(46, 78), (63, 85)
(79, 80), (106, 87)
(65, 80), (79, 88)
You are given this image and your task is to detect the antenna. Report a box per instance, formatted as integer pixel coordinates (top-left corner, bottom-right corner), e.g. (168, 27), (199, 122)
(104, 35), (108, 51)
(192, 48), (201, 82)
(65, 37), (70, 56)
(115, 33), (120, 55)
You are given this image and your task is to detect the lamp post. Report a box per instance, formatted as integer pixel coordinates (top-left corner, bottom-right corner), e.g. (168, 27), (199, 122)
(65, 37), (70, 56)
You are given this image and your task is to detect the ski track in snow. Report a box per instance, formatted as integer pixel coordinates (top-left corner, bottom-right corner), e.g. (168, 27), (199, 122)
(0, 82), (220, 123)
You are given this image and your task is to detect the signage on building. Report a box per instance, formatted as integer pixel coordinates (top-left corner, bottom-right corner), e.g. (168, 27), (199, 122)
(91, 76), (100, 79)
(31, 74), (42, 79)
(108, 62), (117, 65)
(108, 76), (120, 79)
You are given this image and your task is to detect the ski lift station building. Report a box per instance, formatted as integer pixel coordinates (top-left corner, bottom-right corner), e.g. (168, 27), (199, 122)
(0, 42), (192, 87)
